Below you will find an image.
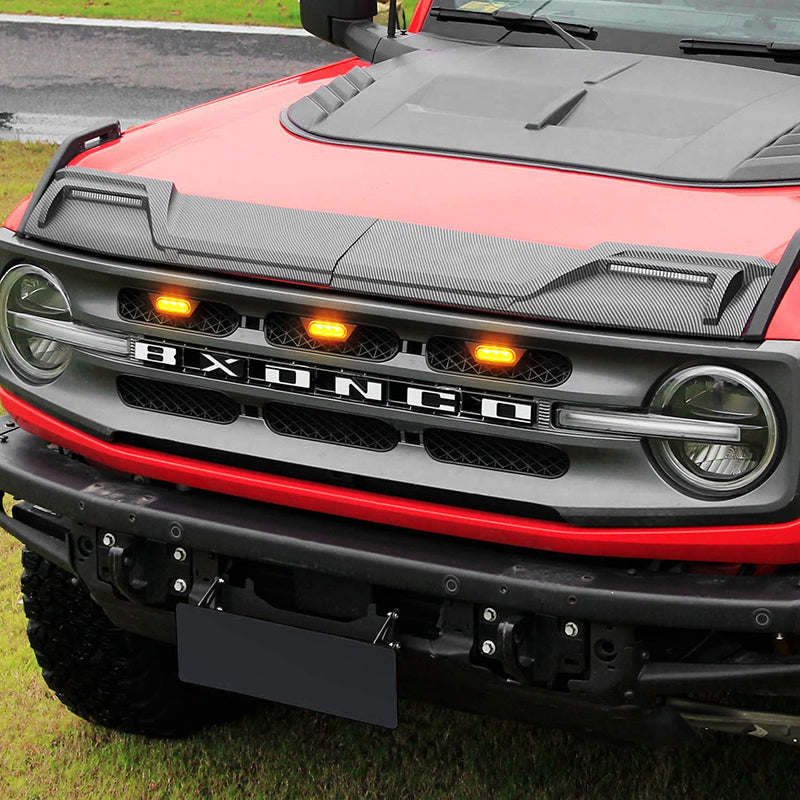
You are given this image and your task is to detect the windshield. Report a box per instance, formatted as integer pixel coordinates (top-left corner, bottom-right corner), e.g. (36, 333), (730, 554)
(437, 1), (800, 43)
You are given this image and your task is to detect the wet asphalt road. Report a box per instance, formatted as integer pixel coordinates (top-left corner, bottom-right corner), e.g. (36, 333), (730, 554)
(0, 20), (342, 142)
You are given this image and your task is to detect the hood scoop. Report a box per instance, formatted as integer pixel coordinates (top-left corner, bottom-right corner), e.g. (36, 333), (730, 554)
(284, 47), (800, 185)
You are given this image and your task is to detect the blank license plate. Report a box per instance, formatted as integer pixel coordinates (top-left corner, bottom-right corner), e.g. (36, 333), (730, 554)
(177, 604), (398, 728)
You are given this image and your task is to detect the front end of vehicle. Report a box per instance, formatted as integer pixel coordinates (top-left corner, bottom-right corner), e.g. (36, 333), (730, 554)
(5, 0), (800, 746)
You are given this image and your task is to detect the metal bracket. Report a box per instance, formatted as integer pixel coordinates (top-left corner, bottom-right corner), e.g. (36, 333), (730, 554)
(671, 699), (800, 746)
(373, 608), (401, 650)
(196, 576), (225, 610)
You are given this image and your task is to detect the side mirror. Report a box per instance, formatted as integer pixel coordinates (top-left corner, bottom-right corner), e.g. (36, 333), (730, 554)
(300, 0), (378, 45)
(299, 0), (422, 63)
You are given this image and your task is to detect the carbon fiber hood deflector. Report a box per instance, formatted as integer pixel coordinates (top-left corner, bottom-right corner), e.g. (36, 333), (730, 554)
(22, 167), (775, 338)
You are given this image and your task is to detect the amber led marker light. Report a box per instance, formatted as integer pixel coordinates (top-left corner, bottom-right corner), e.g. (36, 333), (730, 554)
(470, 343), (522, 366)
(152, 295), (195, 317)
(304, 319), (353, 341)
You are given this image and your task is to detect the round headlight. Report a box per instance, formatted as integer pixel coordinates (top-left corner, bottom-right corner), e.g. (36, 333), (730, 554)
(650, 366), (779, 496)
(0, 264), (72, 383)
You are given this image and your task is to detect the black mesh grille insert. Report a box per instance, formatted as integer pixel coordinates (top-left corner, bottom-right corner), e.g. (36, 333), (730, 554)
(424, 428), (568, 478)
(267, 313), (400, 361)
(118, 288), (239, 337)
(427, 337), (571, 386)
(264, 403), (399, 451)
(118, 375), (239, 424)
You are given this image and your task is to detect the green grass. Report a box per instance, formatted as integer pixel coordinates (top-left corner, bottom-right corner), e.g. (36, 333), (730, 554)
(2, 147), (800, 800)
(0, 0), (421, 28)
(0, 142), (57, 224)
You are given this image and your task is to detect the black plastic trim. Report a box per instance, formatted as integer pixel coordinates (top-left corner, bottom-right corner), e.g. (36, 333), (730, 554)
(744, 228), (800, 340)
(3, 424), (800, 635)
(637, 661), (800, 696)
(2, 513), (74, 574)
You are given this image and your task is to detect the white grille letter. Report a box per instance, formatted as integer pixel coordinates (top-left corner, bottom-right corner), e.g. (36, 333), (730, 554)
(480, 398), (533, 424)
(334, 376), (384, 402)
(263, 364), (312, 389)
(406, 387), (457, 414)
(133, 342), (177, 366)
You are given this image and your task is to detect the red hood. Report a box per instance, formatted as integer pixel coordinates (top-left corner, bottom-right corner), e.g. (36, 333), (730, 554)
(8, 57), (800, 336)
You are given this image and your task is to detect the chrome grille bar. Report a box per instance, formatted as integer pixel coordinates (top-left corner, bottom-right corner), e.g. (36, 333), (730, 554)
(556, 407), (742, 443)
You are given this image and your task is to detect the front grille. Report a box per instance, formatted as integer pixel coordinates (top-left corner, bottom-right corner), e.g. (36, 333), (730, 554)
(267, 313), (400, 361)
(118, 288), (239, 336)
(264, 403), (399, 451)
(117, 375), (239, 424)
(427, 337), (572, 386)
(424, 428), (568, 478)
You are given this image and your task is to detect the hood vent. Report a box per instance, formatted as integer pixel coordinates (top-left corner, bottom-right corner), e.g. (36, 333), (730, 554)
(750, 124), (800, 160)
(729, 123), (800, 181)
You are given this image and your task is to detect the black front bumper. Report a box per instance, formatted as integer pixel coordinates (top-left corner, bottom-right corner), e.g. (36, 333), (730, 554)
(4, 420), (800, 745)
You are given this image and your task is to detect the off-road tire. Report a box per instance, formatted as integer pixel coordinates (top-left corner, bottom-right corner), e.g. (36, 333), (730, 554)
(21, 547), (210, 737)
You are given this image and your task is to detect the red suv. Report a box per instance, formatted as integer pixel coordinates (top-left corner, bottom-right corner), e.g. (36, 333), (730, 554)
(3, 0), (800, 746)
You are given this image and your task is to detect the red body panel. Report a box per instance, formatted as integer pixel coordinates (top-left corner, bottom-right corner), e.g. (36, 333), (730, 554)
(766, 274), (800, 339)
(5, 387), (800, 564)
(4, 199), (27, 233)
(409, 0), (434, 32)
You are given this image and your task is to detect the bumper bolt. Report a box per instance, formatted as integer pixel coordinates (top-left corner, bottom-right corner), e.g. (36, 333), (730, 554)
(481, 640), (496, 656)
(753, 608), (773, 628)
(443, 574), (460, 595)
(564, 622), (580, 638)
(102, 533), (116, 548)
(173, 547), (187, 562)
(483, 608), (498, 623)
(173, 578), (188, 594)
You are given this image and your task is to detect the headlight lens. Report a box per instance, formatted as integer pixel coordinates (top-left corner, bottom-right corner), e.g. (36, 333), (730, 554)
(0, 264), (72, 383)
(650, 366), (779, 496)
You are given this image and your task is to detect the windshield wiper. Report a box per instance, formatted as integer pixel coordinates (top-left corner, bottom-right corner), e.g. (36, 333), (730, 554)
(494, 10), (593, 50)
(680, 37), (800, 61)
(430, 6), (597, 45)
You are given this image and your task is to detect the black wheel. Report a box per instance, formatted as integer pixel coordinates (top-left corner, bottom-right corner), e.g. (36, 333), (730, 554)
(21, 547), (219, 737)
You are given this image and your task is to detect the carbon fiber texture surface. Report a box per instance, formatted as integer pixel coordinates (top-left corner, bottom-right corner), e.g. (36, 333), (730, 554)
(23, 167), (775, 339)
(333, 222), (773, 338)
(26, 168), (374, 286)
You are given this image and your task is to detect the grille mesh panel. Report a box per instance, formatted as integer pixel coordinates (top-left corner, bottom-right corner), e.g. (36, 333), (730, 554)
(267, 313), (400, 361)
(424, 428), (568, 478)
(427, 337), (571, 386)
(118, 288), (239, 336)
(264, 403), (399, 451)
(118, 375), (239, 424)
